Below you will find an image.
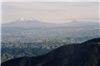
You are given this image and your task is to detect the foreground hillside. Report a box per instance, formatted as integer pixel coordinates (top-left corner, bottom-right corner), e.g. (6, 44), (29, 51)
(2, 38), (100, 66)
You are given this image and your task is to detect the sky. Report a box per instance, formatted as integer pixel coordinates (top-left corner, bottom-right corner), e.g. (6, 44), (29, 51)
(1, 0), (99, 2)
(2, 2), (99, 24)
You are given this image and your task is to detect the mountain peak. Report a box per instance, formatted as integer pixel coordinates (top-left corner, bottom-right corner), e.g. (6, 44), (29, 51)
(17, 18), (39, 22)
(19, 18), (25, 21)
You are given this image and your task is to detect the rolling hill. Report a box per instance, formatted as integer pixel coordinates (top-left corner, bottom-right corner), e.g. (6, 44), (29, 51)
(2, 19), (100, 44)
(2, 38), (100, 66)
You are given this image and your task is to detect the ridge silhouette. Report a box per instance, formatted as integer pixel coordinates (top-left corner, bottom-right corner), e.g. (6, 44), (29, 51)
(2, 38), (100, 66)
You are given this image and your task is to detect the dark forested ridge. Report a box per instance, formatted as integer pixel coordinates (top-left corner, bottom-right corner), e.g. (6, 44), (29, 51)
(2, 38), (100, 66)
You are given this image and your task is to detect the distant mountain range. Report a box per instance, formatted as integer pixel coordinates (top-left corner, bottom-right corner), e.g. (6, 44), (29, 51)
(2, 19), (100, 44)
(2, 38), (100, 66)
(2, 19), (99, 28)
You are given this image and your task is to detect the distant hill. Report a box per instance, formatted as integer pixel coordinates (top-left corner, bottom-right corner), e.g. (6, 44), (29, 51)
(2, 19), (100, 45)
(2, 38), (100, 66)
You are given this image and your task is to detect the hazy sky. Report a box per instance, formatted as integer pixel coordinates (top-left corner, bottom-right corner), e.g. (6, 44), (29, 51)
(2, 0), (99, 2)
(2, 2), (99, 24)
